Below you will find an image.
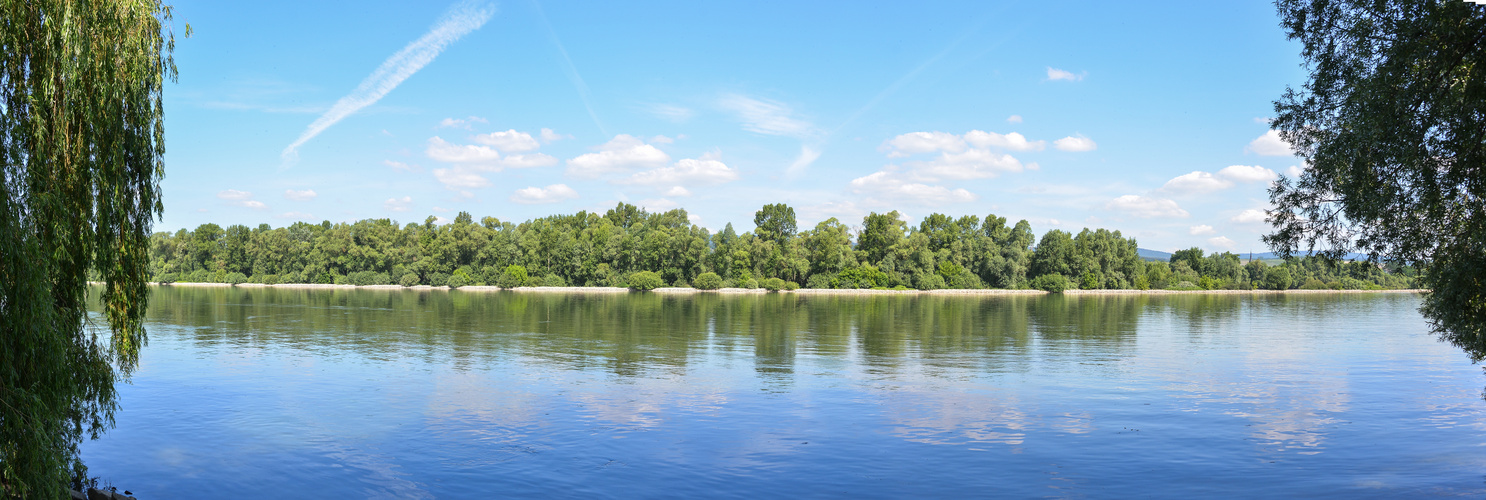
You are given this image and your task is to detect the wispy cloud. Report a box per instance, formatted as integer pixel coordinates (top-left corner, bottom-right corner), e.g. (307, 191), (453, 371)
(281, 1), (495, 165)
(786, 146), (821, 178)
(718, 94), (814, 138)
(1046, 67), (1086, 82)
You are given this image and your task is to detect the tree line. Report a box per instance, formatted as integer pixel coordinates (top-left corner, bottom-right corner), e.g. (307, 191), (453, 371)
(147, 202), (1417, 292)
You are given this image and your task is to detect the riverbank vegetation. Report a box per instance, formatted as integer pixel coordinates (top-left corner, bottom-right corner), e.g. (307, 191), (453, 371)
(146, 203), (1417, 292)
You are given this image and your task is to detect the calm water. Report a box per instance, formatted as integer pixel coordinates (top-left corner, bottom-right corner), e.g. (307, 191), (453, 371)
(82, 287), (1485, 498)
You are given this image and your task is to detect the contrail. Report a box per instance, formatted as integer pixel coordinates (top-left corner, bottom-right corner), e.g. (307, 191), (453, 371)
(531, 0), (607, 137)
(281, 1), (495, 166)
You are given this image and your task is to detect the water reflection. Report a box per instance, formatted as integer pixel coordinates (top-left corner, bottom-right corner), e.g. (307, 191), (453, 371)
(83, 286), (1484, 497)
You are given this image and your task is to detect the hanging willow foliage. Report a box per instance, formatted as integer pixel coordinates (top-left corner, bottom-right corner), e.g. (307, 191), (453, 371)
(0, 1), (179, 497)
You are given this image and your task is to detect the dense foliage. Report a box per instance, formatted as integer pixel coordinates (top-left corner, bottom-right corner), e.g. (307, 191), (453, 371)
(148, 203), (1415, 292)
(1267, 0), (1485, 360)
(0, 1), (178, 497)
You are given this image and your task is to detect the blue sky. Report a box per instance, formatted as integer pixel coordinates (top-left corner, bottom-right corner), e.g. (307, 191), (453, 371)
(162, 0), (1308, 253)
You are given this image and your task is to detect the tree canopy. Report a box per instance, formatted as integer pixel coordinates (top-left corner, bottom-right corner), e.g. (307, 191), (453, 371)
(0, 1), (179, 497)
(145, 202), (1415, 295)
(1266, 0), (1486, 360)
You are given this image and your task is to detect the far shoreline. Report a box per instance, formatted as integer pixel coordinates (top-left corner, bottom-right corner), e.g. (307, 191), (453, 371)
(128, 281), (1426, 296)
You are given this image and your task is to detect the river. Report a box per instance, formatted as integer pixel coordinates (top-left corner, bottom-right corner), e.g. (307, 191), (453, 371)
(82, 286), (1485, 498)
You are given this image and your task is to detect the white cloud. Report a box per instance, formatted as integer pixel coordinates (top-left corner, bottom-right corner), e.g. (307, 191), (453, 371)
(883, 131), (965, 157)
(665, 186), (692, 197)
(1046, 67), (1084, 81)
(438, 116), (487, 129)
(618, 157), (740, 187)
(1163, 165), (1278, 195)
(434, 216), (453, 225)
(849, 171), (977, 206)
(496, 154), (558, 168)
(426, 136), (501, 164)
(473, 129), (540, 152)
(1247, 130), (1295, 156)
(217, 189), (267, 209)
(539, 128), (566, 143)
(718, 94), (814, 137)
(1286, 164), (1305, 177)
(1208, 236), (1236, 249)
(645, 103), (694, 122)
(427, 136), (555, 171)
(384, 160), (421, 172)
(910, 149), (1026, 180)
(1006, 115), (1023, 124)
(1231, 209), (1267, 223)
(1253, 117), (1272, 125)
(1054, 135), (1097, 152)
(1217, 164), (1277, 183)
(384, 196), (414, 212)
(786, 146), (821, 177)
(1189, 224), (1215, 235)
(432, 166), (491, 190)
(882, 130), (1045, 158)
(964, 130), (1045, 152)
(649, 135), (675, 144)
(1105, 195), (1189, 218)
(284, 189), (317, 201)
(281, 2), (494, 164)
(636, 198), (681, 211)
(1162, 171), (1233, 194)
(566, 134), (672, 178)
(217, 189), (253, 201)
(511, 184), (579, 204)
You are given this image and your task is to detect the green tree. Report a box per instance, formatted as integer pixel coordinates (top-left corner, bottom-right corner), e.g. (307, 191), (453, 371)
(858, 211), (906, 265)
(1267, 0), (1486, 359)
(0, 1), (180, 496)
(752, 203), (797, 245)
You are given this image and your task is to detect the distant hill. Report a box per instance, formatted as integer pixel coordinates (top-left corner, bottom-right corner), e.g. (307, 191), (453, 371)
(1244, 251), (1372, 261)
(1137, 248), (1171, 261)
(1137, 248), (1372, 262)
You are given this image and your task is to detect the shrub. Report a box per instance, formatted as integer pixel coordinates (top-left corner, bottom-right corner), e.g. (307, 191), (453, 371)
(497, 265), (528, 288)
(628, 271), (664, 291)
(1029, 274), (1069, 293)
(399, 273), (420, 287)
(1080, 271), (1103, 290)
(447, 269), (473, 289)
(693, 272), (723, 290)
(260, 274), (280, 285)
(1170, 280), (1202, 291)
(1263, 267), (1292, 290)
(834, 266), (887, 289)
(156, 272), (177, 284)
(1299, 278), (1328, 290)
(542, 274), (567, 287)
(428, 272), (450, 287)
(783, 281), (799, 291)
(350, 271), (391, 286)
(915, 273), (946, 290)
(947, 272), (984, 290)
(226, 272), (248, 285)
(760, 277), (785, 291)
(741, 278), (759, 289)
(672, 277), (689, 288)
(1133, 275), (1151, 290)
(805, 273), (832, 289)
(1198, 276), (1219, 290)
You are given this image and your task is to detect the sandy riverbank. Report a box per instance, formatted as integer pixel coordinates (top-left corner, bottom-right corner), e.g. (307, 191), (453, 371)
(139, 281), (1425, 295)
